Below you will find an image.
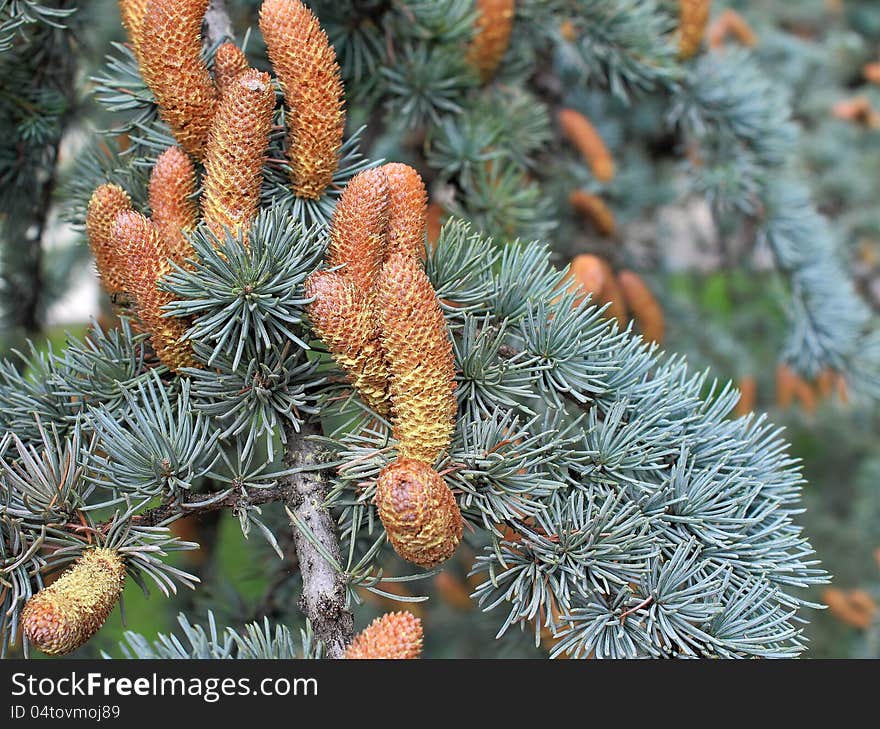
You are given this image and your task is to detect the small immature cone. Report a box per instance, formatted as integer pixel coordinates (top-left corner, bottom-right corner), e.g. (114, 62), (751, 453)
(21, 548), (126, 656)
(375, 458), (462, 568)
(114, 211), (196, 371)
(865, 62), (880, 85)
(558, 109), (615, 183)
(832, 97), (880, 129)
(617, 270), (664, 344)
(139, 0), (219, 159)
(823, 587), (876, 630)
(466, 0), (516, 83)
(149, 146), (199, 264)
(815, 368), (835, 400)
(678, 0), (711, 59)
(344, 611), (423, 659)
(326, 167), (390, 293)
(382, 163), (428, 258)
(569, 190), (615, 237)
(202, 69), (276, 239)
(378, 251), (457, 463)
(118, 0), (148, 55)
(707, 9), (757, 49)
(260, 0), (345, 199)
(305, 270), (391, 415)
(213, 42), (250, 97)
(86, 184), (133, 295)
(566, 254), (627, 326)
(733, 376), (757, 417)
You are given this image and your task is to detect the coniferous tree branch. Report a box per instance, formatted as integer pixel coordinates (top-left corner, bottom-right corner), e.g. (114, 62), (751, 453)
(282, 420), (354, 658)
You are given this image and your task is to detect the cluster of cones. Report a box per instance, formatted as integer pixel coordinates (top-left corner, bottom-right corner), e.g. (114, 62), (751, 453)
(304, 164), (462, 569)
(88, 0), (348, 371)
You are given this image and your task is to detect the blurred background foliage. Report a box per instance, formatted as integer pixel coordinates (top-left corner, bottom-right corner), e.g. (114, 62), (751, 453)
(3, 0), (879, 657)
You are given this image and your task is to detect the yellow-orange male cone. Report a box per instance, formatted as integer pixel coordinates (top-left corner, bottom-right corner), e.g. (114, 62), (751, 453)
(378, 250), (457, 464)
(306, 166), (392, 415)
(678, 0), (711, 59)
(467, 0), (516, 83)
(326, 166), (390, 293)
(113, 211), (196, 371)
(260, 0), (345, 199)
(305, 270), (391, 416)
(344, 611), (423, 659)
(202, 69), (276, 239)
(21, 548), (126, 656)
(149, 146), (199, 264)
(139, 0), (219, 160)
(382, 163), (429, 258)
(86, 183), (133, 296)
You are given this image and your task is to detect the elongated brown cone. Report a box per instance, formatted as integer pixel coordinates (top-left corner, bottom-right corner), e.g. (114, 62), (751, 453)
(678, 0), (711, 59)
(569, 190), (615, 237)
(567, 254), (627, 326)
(21, 548), (126, 656)
(344, 611), (423, 659)
(86, 184), (133, 296)
(139, 0), (219, 159)
(823, 587), (876, 630)
(707, 9), (757, 49)
(113, 211), (196, 371)
(733, 376), (757, 417)
(213, 42), (250, 97)
(467, 0), (516, 83)
(326, 167), (390, 293)
(792, 373), (817, 415)
(149, 146), (199, 264)
(382, 163), (428, 258)
(558, 109), (615, 183)
(617, 270), (664, 344)
(434, 572), (473, 611)
(375, 458), (462, 568)
(776, 363), (796, 409)
(378, 251), (457, 463)
(305, 270), (391, 415)
(865, 62), (880, 85)
(202, 70), (275, 239)
(119, 0), (148, 54)
(260, 0), (344, 199)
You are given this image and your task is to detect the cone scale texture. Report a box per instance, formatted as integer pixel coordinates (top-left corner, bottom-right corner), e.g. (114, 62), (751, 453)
(113, 210), (196, 371)
(202, 69), (276, 238)
(467, 0), (516, 83)
(149, 146), (199, 264)
(86, 184), (133, 296)
(260, 0), (345, 199)
(375, 459), (462, 568)
(139, 0), (219, 159)
(344, 611), (423, 659)
(21, 548), (126, 656)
